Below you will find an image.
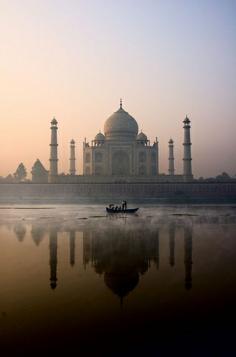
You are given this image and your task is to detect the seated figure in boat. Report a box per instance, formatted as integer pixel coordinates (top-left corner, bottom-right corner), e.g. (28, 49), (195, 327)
(108, 202), (128, 211)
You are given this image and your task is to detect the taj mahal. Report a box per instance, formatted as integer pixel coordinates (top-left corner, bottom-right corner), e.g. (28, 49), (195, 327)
(32, 100), (193, 183)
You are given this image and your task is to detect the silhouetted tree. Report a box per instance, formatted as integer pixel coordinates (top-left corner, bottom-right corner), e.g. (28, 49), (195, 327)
(5, 174), (15, 183)
(14, 223), (26, 242)
(216, 172), (231, 181)
(14, 163), (27, 182)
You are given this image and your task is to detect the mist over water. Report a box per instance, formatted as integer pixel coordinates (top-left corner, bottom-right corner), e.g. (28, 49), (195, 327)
(0, 204), (236, 355)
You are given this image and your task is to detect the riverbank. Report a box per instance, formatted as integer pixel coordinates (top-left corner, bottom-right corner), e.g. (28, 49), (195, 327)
(0, 182), (236, 204)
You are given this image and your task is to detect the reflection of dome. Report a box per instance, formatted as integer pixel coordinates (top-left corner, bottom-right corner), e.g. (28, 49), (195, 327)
(95, 132), (105, 141)
(137, 132), (147, 141)
(104, 271), (139, 298)
(104, 104), (138, 140)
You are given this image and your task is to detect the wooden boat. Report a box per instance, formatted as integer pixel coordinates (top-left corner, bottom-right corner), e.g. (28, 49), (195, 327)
(106, 207), (139, 214)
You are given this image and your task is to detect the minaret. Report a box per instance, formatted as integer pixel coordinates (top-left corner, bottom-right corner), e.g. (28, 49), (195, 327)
(168, 139), (175, 176)
(49, 118), (58, 183)
(183, 116), (193, 181)
(155, 137), (159, 175)
(69, 139), (76, 175)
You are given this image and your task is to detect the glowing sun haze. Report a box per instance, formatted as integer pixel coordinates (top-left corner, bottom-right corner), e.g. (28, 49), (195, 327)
(0, 0), (235, 177)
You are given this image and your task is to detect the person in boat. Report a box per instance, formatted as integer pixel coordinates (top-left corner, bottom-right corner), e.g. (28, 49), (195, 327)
(122, 200), (127, 210)
(121, 200), (127, 210)
(109, 203), (114, 209)
(121, 201), (125, 210)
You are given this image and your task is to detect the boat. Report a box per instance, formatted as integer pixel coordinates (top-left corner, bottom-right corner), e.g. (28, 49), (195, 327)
(106, 207), (139, 214)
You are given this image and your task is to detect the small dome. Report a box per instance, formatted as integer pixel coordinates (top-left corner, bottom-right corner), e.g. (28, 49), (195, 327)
(137, 132), (147, 141)
(95, 132), (105, 141)
(183, 115), (190, 124)
(51, 117), (57, 125)
(104, 104), (138, 140)
(70, 139), (75, 144)
(169, 138), (174, 144)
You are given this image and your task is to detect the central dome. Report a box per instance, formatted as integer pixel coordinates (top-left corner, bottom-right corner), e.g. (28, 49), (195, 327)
(104, 104), (138, 140)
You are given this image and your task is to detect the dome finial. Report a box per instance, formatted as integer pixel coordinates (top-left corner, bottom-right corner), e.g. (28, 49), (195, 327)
(120, 98), (122, 109)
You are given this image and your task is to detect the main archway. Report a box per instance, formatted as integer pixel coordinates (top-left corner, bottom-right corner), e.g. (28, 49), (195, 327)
(112, 151), (130, 176)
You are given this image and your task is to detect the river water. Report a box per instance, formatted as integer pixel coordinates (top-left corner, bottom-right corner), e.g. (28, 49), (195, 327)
(0, 204), (236, 355)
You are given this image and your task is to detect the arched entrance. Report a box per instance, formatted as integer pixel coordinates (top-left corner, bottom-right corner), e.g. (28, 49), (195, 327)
(112, 151), (130, 176)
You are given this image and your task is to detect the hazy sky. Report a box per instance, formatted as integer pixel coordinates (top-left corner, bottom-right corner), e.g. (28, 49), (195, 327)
(0, 0), (235, 177)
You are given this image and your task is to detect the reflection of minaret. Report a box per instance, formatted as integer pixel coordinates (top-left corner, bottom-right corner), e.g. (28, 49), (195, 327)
(69, 231), (75, 266)
(184, 225), (193, 290)
(154, 229), (159, 269)
(83, 230), (91, 269)
(49, 229), (58, 290)
(169, 224), (175, 267)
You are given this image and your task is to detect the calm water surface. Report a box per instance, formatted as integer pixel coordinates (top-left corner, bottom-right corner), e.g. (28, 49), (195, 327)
(0, 205), (236, 356)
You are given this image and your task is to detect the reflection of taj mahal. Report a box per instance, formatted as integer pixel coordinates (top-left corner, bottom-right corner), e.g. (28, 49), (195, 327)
(13, 220), (193, 299)
(32, 100), (193, 183)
